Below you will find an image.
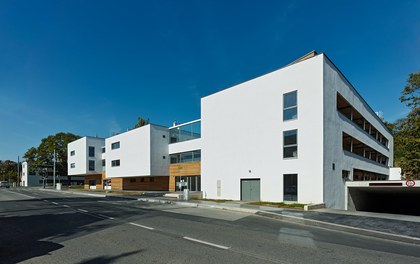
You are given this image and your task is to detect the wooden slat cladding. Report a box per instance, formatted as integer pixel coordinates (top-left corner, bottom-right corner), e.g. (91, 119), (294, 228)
(106, 176), (169, 191)
(109, 178), (123, 190)
(169, 176), (176, 191)
(169, 162), (201, 177)
(84, 174), (102, 190)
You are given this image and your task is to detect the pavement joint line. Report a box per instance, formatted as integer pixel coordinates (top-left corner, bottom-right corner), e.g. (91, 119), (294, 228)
(77, 209), (88, 213)
(183, 236), (230, 250)
(128, 222), (155, 230)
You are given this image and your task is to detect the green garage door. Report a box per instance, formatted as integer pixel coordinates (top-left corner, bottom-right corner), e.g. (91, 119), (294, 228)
(241, 179), (261, 201)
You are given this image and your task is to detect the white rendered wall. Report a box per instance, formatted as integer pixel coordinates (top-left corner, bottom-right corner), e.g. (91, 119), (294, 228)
(68, 137), (87, 175)
(168, 138), (201, 154)
(68, 137), (105, 176)
(389, 167), (402, 180)
(105, 125), (169, 178)
(105, 126), (151, 178)
(150, 125), (170, 176)
(323, 57), (393, 209)
(201, 55), (324, 204)
(21, 161), (28, 187)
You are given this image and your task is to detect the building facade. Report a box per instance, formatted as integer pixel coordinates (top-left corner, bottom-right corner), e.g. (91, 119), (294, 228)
(67, 51), (393, 209)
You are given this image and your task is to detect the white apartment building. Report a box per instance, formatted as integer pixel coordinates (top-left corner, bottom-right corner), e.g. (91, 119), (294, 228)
(200, 52), (392, 209)
(68, 136), (105, 189)
(67, 51), (394, 209)
(103, 124), (170, 190)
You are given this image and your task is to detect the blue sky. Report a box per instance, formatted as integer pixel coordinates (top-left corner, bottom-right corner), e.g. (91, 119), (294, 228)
(0, 0), (419, 161)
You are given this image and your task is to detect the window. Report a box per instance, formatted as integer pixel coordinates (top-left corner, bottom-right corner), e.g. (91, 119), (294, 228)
(170, 150), (201, 164)
(111, 160), (120, 167)
(89, 146), (95, 157)
(111, 142), (120, 150)
(89, 160), (95, 171)
(283, 91), (297, 121)
(283, 130), (298, 158)
(140, 178), (145, 182)
(169, 121), (201, 143)
(150, 177), (155, 182)
(102, 159), (105, 167)
(70, 163), (75, 168)
(70, 150), (75, 156)
(163, 156), (166, 159)
(284, 174), (297, 201)
(102, 147), (105, 153)
(130, 178), (136, 183)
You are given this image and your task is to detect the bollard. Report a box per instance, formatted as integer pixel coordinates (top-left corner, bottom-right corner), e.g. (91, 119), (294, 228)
(183, 188), (189, 201)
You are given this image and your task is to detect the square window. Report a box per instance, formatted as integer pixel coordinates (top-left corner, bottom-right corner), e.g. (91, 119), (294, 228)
(70, 163), (75, 168)
(150, 177), (155, 182)
(130, 178), (136, 183)
(111, 142), (120, 150)
(111, 160), (120, 167)
(140, 178), (145, 182)
(70, 150), (75, 156)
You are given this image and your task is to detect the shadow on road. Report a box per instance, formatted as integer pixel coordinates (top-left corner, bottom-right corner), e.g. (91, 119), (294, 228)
(78, 250), (143, 264)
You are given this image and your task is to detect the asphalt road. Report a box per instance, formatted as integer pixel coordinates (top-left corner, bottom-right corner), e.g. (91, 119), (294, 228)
(1, 188), (419, 264)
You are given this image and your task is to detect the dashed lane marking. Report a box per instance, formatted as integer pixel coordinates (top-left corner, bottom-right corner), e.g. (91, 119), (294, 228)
(128, 222), (155, 230)
(77, 209), (88, 213)
(98, 214), (114, 220)
(183, 236), (230, 250)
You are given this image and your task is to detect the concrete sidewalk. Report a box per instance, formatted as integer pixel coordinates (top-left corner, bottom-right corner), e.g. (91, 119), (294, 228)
(34, 187), (420, 245)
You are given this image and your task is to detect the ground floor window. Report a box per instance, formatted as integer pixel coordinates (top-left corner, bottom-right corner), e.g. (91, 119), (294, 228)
(175, 176), (201, 191)
(284, 174), (297, 201)
(89, 180), (96, 186)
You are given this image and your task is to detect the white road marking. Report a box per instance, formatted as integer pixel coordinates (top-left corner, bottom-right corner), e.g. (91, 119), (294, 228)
(77, 209), (88, 213)
(62, 205), (70, 208)
(183, 237), (230, 250)
(43, 200), (49, 203)
(98, 214), (114, 220)
(51, 202), (59, 205)
(128, 222), (154, 230)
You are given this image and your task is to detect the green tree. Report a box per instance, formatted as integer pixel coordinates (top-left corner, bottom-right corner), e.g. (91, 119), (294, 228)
(0, 160), (18, 182)
(133, 116), (150, 129)
(23, 132), (80, 176)
(393, 71), (420, 179)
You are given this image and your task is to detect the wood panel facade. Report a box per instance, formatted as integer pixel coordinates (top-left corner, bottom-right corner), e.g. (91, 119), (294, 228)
(84, 174), (103, 190)
(169, 162), (201, 177)
(169, 161), (201, 191)
(106, 176), (169, 191)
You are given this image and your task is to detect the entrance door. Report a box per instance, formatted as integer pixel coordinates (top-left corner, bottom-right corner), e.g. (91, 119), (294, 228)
(241, 179), (260, 201)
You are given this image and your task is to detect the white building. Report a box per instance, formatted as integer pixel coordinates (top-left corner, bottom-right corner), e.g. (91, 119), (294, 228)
(67, 51), (394, 210)
(200, 51), (392, 209)
(68, 136), (105, 189)
(103, 124), (170, 190)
